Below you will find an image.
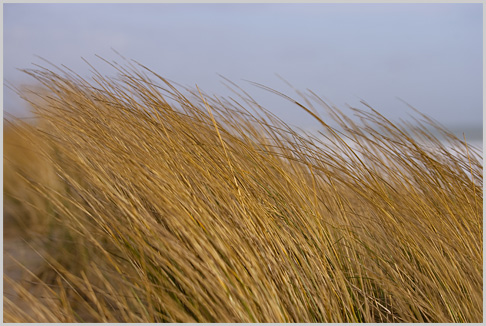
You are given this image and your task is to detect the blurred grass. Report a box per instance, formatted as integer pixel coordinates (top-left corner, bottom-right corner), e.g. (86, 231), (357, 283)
(3, 58), (482, 322)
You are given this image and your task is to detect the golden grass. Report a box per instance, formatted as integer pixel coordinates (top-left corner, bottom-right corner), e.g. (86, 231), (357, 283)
(3, 59), (482, 322)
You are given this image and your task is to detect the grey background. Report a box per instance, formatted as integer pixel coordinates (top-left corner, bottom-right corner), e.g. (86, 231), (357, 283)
(3, 3), (483, 141)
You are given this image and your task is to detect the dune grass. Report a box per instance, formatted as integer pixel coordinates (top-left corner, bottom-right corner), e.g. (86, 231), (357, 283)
(3, 59), (482, 323)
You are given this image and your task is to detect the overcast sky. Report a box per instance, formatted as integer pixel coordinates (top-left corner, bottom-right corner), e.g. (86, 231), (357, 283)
(3, 3), (483, 139)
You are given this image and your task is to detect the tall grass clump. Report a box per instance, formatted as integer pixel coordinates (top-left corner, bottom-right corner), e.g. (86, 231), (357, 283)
(3, 58), (482, 322)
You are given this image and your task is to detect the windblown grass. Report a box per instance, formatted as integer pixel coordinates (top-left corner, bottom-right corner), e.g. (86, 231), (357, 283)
(3, 59), (482, 322)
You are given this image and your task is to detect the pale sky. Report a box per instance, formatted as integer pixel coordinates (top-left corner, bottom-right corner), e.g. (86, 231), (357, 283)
(3, 3), (483, 139)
